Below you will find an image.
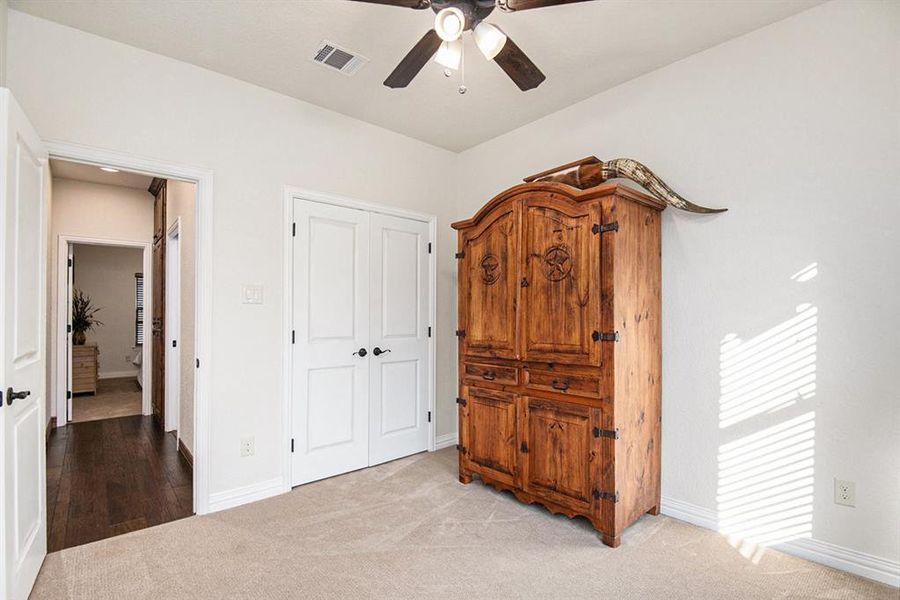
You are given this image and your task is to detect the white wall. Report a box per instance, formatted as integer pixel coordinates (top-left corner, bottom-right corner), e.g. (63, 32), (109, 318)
(7, 10), (458, 499)
(48, 177), (154, 419)
(166, 179), (196, 454)
(456, 0), (899, 570)
(0, 0), (7, 86)
(72, 243), (143, 378)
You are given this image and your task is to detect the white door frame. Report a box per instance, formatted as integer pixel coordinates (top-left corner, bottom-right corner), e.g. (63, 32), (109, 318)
(55, 236), (152, 420)
(46, 140), (214, 515)
(165, 218), (181, 434)
(282, 186), (437, 489)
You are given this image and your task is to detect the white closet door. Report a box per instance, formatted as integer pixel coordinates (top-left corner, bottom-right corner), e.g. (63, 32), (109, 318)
(368, 214), (430, 466)
(292, 200), (370, 485)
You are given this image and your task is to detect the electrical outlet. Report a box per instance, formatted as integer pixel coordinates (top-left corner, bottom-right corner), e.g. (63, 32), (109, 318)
(834, 478), (855, 507)
(240, 436), (255, 457)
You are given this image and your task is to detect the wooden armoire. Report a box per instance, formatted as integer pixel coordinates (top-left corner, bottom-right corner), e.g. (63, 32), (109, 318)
(452, 179), (664, 547)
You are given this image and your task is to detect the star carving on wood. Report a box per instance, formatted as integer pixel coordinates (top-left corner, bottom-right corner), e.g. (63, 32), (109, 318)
(480, 254), (501, 285)
(542, 245), (573, 281)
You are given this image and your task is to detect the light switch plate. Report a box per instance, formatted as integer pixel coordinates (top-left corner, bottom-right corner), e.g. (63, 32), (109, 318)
(242, 284), (263, 304)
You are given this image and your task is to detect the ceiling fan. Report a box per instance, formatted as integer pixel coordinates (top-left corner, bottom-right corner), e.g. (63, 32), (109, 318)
(349, 0), (591, 91)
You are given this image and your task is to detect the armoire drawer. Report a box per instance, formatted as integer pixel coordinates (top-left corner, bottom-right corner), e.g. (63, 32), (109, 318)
(524, 368), (602, 399)
(463, 361), (518, 387)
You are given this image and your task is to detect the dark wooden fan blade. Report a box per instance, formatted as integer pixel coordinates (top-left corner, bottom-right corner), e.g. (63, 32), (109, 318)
(499, 0), (592, 11)
(493, 37), (545, 91)
(384, 29), (443, 88)
(346, 0), (431, 8)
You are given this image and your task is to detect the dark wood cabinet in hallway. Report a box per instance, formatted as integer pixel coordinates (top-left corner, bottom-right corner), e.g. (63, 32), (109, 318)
(46, 416), (193, 552)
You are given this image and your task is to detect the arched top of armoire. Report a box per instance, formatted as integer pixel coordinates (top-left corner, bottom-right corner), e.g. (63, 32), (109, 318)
(451, 181), (666, 231)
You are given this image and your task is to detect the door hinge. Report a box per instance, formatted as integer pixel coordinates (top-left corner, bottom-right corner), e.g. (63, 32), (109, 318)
(455, 329), (466, 337)
(455, 251), (465, 259)
(520, 441), (529, 453)
(427, 326), (432, 338)
(427, 242), (432, 254)
(292, 222), (296, 237)
(520, 277), (529, 287)
(456, 397), (467, 407)
(172, 339), (177, 348)
(456, 444), (467, 454)
(68, 258), (73, 267)
(427, 410), (432, 423)
(291, 438), (295, 453)
(593, 427), (620, 440)
(592, 330), (619, 342)
(592, 221), (619, 234)
(292, 330), (296, 344)
(196, 358), (200, 368)
(67, 324), (72, 334)
(593, 489), (620, 503)
(67, 390), (72, 400)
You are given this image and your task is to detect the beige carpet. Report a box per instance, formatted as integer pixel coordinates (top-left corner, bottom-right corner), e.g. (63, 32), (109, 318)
(72, 377), (142, 423)
(31, 449), (894, 599)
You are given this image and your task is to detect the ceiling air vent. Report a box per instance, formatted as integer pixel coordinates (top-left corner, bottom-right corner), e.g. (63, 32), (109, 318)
(311, 40), (368, 76)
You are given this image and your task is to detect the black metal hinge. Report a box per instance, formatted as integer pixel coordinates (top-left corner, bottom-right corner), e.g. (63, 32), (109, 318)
(592, 221), (619, 235)
(427, 326), (432, 338)
(67, 390), (72, 400)
(68, 258), (73, 267)
(593, 427), (620, 440)
(593, 490), (620, 503)
(427, 411), (432, 423)
(172, 339), (177, 348)
(455, 329), (466, 337)
(456, 444), (467, 454)
(291, 330), (296, 344)
(196, 358), (200, 368)
(592, 330), (619, 342)
(455, 251), (465, 259)
(291, 438), (295, 453)
(427, 242), (432, 254)
(456, 397), (467, 407)
(292, 222), (296, 237)
(520, 441), (529, 453)
(67, 324), (72, 334)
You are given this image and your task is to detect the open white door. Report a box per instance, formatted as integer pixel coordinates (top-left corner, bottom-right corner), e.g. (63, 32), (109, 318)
(368, 213), (430, 465)
(66, 244), (73, 422)
(0, 89), (49, 600)
(292, 200), (370, 485)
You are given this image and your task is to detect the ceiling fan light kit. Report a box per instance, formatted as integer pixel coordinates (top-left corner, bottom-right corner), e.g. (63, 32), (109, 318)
(352, 0), (589, 90)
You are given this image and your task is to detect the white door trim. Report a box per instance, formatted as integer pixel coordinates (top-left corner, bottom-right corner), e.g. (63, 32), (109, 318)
(55, 235), (152, 421)
(282, 186), (437, 490)
(165, 218), (181, 434)
(46, 140), (214, 515)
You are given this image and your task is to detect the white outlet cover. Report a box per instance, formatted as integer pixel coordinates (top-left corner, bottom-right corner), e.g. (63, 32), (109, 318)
(242, 284), (263, 305)
(834, 478), (856, 507)
(240, 436), (255, 457)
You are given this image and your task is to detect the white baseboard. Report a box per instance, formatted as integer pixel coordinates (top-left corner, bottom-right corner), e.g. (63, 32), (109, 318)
(433, 432), (458, 450)
(98, 370), (138, 380)
(207, 477), (286, 514)
(660, 495), (899, 588)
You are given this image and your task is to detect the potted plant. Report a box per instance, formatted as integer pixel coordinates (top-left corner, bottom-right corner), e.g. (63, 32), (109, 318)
(72, 289), (103, 345)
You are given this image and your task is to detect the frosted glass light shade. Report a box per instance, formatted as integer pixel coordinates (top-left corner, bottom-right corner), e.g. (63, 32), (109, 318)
(434, 7), (465, 42)
(434, 40), (462, 70)
(473, 22), (507, 60)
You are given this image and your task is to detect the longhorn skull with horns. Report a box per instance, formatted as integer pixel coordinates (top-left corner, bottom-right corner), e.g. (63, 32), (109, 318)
(524, 156), (727, 214)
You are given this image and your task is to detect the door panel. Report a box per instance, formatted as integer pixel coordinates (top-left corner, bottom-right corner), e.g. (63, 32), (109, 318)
(459, 205), (518, 359)
(521, 198), (600, 365)
(466, 387), (517, 482)
(368, 214), (429, 465)
(1, 90), (48, 600)
(292, 201), (370, 485)
(151, 235), (165, 425)
(522, 397), (595, 509)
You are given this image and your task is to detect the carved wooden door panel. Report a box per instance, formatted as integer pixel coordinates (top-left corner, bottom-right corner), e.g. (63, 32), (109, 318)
(459, 203), (519, 359)
(521, 397), (596, 512)
(520, 197), (600, 366)
(465, 387), (518, 484)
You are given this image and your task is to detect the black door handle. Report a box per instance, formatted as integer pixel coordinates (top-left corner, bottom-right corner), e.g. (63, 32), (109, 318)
(372, 347), (391, 356)
(5, 388), (31, 406)
(353, 348), (368, 357)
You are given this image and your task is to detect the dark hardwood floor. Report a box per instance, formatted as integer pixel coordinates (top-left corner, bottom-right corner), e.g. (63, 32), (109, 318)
(46, 415), (193, 552)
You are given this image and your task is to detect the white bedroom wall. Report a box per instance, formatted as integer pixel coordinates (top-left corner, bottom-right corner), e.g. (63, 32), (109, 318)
(72, 244), (143, 378)
(456, 0), (899, 571)
(0, 0), (7, 86)
(7, 10), (458, 499)
(47, 177), (154, 419)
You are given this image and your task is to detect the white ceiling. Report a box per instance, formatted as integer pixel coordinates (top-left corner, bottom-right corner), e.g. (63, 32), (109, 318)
(13, 0), (822, 151)
(50, 159), (154, 190)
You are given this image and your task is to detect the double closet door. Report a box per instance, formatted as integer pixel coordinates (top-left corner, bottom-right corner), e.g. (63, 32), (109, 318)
(291, 199), (431, 486)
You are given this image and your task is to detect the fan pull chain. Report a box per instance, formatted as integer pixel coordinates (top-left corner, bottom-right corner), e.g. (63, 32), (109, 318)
(458, 40), (468, 95)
